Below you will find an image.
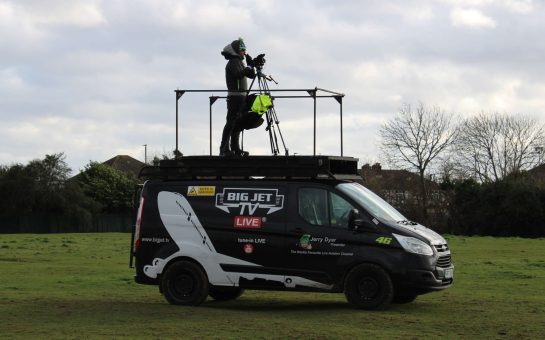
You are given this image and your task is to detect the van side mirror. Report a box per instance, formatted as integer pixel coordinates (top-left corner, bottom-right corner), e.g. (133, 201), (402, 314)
(348, 209), (376, 231)
(348, 209), (363, 230)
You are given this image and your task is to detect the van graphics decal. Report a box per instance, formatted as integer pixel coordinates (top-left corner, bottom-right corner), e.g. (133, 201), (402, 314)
(299, 234), (313, 250)
(141, 237), (170, 244)
(234, 216), (262, 229)
(187, 186), (216, 197)
(375, 236), (393, 245)
(237, 237), (266, 244)
(294, 234), (352, 256)
(298, 235), (347, 249)
(243, 243), (254, 254)
(146, 191), (332, 290)
(215, 188), (284, 215)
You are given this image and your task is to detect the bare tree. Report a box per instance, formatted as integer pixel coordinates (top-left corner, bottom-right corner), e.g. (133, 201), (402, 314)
(379, 103), (458, 219)
(455, 112), (545, 182)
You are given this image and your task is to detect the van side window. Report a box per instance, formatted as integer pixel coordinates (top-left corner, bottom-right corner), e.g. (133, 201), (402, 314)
(298, 188), (329, 226)
(329, 192), (355, 228)
(298, 188), (355, 228)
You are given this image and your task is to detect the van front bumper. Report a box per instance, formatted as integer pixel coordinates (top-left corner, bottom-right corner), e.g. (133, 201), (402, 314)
(401, 265), (454, 292)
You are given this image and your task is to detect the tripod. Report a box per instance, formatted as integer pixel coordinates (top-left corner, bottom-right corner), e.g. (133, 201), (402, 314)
(246, 68), (289, 156)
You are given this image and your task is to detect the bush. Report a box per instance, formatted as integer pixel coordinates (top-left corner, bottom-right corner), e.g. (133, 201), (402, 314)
(448, 174), (545, 237)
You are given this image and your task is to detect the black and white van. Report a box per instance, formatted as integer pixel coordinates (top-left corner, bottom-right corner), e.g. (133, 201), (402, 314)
(130, 156), (453, 310)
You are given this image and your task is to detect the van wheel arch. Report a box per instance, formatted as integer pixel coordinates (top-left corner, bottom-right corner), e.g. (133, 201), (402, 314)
(161, 256), (208, 280)
(342, 261), (392, 287)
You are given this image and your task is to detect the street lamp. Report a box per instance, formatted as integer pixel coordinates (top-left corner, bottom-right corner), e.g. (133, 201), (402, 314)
(143, 144), (147, 164)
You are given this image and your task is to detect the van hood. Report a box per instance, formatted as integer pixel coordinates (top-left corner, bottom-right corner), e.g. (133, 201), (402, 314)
(391, 222), (447, 245)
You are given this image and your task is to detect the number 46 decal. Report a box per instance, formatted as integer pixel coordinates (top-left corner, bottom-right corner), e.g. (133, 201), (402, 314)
(375, 236), (392, 245)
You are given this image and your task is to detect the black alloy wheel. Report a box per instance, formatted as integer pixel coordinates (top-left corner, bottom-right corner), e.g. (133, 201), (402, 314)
(161, 260), (209, 306)
(344, 263), (393, 310)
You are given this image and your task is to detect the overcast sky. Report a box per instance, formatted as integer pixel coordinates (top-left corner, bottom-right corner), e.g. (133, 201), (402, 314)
(1, 0), (544, 174)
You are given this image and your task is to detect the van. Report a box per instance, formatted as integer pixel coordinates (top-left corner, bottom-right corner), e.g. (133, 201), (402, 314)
(130, 155), (453, 310)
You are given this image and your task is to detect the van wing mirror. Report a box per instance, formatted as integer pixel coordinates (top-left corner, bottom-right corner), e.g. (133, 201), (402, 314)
(348, 209), (376, 231)
(348, 209), (362, 230)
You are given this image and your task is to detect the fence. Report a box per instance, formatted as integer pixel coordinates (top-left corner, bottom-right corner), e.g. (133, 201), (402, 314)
(0, 212), (133, 234)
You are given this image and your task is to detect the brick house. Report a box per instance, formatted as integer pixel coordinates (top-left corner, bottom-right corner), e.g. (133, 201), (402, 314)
(359, 163), (448, 231)
(102, 155), (146, 179)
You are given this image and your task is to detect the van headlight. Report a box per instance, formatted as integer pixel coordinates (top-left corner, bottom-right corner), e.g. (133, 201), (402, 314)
(393, 234), (433, 256)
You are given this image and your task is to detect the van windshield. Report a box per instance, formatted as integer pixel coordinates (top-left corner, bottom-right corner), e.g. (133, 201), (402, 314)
(336, 183), (406, 223)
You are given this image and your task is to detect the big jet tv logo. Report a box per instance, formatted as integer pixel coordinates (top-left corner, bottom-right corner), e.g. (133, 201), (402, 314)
(215, 188), (284, 215)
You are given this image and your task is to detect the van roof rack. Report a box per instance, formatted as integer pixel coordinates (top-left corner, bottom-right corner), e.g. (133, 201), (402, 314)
(139, 155), (359, 180)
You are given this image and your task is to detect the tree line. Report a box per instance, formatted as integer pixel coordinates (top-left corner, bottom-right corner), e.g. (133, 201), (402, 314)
(0, 153), (138, 233)
(2, 107), (544, 237)
(379, 103), (545, 237)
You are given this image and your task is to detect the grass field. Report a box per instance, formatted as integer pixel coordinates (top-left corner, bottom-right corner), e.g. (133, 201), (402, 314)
(1, 233), (544, 339)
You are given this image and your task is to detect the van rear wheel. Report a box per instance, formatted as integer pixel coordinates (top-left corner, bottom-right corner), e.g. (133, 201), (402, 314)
(209, 286), (244, 301)
(161, 261), (208, 306)
(344, 263), (393, 310)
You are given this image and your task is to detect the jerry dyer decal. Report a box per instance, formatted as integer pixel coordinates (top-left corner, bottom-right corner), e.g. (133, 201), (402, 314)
(187, 186), (216, 197)
(215, 188), (284, 215)
(299, 234), (313, 250)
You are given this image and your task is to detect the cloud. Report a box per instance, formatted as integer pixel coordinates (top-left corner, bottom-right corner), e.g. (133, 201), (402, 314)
(20, 0), (106, 28)
(502, 0), (534, 13)
(1, 0), (545, 173)
(450, 8), (497, 28)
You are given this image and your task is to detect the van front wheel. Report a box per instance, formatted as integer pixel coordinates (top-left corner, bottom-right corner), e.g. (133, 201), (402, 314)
(161, 261), (209, 306)
(344, 263), (393, 310)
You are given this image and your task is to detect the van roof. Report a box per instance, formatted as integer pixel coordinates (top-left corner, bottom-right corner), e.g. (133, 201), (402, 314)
(139, 155), (360, 181)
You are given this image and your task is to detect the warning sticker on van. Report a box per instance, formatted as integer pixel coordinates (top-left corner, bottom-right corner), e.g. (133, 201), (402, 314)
(216, 188), (284, 215)
(187, 186), (216, 196)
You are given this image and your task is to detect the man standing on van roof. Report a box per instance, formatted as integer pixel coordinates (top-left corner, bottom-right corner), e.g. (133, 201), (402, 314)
(220, 37), (255, 157)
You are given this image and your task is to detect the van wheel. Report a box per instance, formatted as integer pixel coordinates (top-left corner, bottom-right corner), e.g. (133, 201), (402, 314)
(344, 263), (393, 310)
(161, 261), (208, 306)
(209, 286), (244, 301)
(392, 293), (418, 304)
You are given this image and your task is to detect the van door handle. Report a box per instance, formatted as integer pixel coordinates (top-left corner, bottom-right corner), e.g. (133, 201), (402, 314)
(291, 227), (304, 234)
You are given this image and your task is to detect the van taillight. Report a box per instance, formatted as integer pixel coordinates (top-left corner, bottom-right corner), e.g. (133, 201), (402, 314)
(134, 197), (144, 252)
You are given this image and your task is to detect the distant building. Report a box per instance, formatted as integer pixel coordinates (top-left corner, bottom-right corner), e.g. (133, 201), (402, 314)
(359, 163), (448, 230)
(102, 155), (146, 179)
(528, 163), (545, 187)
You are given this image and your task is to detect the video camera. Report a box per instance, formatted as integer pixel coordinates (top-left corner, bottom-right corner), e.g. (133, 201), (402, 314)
(247, 53), (266, 69)
(252, 53), (266, 68)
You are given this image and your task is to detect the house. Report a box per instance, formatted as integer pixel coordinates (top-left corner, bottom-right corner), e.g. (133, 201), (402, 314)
(359, 163), (443, 205)
(359, 163), (448, 230)
(528, 163), (545, 187)
(102, 155), (146, 179)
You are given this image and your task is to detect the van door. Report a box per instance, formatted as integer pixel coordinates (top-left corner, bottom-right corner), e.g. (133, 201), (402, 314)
(201, 182), (288, 288)
(284, 184), (359, 290)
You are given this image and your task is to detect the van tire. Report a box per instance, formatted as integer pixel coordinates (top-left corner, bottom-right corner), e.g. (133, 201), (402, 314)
(392, 293), (418, 304)
(161, 261), (209, 306)
(344, 263), (393, 310)
(209, 286), (244, 301)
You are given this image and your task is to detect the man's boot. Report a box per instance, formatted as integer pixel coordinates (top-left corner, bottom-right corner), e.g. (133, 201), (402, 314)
(230, 130), (249, 157)
(219, 129), (234, 156)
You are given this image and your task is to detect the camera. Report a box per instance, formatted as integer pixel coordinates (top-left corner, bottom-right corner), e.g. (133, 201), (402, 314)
(252, 53), (266, 68)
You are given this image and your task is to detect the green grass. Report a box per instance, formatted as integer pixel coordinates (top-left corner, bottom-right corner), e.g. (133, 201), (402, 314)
(1, 234), (544, 339)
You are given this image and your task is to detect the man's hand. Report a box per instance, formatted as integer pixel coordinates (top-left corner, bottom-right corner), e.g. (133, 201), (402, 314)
(245, 54), (254, 67)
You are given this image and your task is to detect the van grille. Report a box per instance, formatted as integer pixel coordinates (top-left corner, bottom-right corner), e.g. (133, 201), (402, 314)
(436, 255), (452, 268)
(434, 244), (449, 252)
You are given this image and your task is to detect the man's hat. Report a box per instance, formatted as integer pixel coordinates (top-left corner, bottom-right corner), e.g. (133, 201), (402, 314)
(231, 37), (246, 54)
